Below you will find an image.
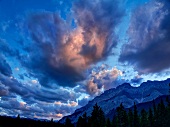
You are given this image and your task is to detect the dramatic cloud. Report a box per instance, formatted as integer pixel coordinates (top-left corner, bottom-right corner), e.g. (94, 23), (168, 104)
(86, 65), (123, 95)
(119, 0), (170, 74)
(3, 0), (167, 121)
(23, 0), (125, 87)
(0, 72), (81, 120)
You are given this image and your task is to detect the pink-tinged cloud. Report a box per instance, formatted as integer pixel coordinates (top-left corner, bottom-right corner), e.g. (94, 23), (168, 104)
(25, 0), (125, 87)
(86, 65), (123, 95)
(120, 0), (170, 74)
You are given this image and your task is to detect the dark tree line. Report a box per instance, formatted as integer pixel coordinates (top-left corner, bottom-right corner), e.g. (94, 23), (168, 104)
(0, 97), (170, 127)
(76, 96), (170, 127)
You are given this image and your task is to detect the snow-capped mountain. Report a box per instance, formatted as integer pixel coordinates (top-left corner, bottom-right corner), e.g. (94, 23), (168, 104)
(60, 79), (170, 123)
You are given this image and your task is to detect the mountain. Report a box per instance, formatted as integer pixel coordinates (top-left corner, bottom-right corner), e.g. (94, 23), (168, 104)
(106, 95), (169, 119)
(60, 79), (170, 123)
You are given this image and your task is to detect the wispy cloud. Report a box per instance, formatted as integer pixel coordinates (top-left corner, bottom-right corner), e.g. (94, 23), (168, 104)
(119, 0), (170, 74)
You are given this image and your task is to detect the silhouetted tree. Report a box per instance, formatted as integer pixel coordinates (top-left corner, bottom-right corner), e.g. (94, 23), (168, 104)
(153, 98), (166, 127)
(17, 114), (20, 120)
(140, 109), (148, 127)
(148, 108), (154, 127)
(65, 118), (74, 127)
(88, 103), (105, 127)
(169, 83), (170, 95)
(133, 102), (139, 127)
(128, 109), (133, 127)
(106, 118), (112, 127)
(166, 96), (170, 126)
(81, 112), (88, 127)
(77, 116), (83, 127)
(116, 103), (128, 127)
(112, 116), (117, 127)
(152, 99), (158, 127)
(77, 113), (88, 127)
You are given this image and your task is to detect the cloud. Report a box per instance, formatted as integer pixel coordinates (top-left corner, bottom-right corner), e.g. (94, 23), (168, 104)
(0, 0), (127, 120)
(0, 56), (12, 76)
(130, 76), (143, 86)
(78, 97), (90, 107)
(22, 0), (125, 87)
(68, 101), (78, 107)
(0, 39), (19, 57)
(0, 83), (9, 96)
(119, 0), (170, 74)
(56, 113), (63, 118)
(31, 79), (38, 84)
(14, 67), (20, 71)
(85, 65), (123, 95)
(0, 72), (82, 120)
(86, 79), (101, 96)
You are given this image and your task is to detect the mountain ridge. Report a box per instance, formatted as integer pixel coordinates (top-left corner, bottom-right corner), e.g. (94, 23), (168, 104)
(60, 79), (170, 123)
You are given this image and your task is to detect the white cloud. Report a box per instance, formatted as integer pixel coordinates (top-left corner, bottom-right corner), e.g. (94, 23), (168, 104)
(31, 80), (38, 84)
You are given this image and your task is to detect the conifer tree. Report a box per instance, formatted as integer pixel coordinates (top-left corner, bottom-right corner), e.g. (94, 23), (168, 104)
(17, 114), (20, 120)
(112, 116), (117, 127)
(82, 112), (88, 127)
(116, 103), (128, 127)
(140, 109), (148, 127)
(160, 99), (166, 127)
(65, 118), (74, 127)
(166, 96), (170, 126)
(106, 118), (112, 127)
(148, 108), (154, 127)
(133, 102), (139, 127)
(128, 109), (133, 127)
(77, 116), (83, 127)
(154, 99), (166, 127)
(89, 103), (105, 127)
(99, 108), (105, 127)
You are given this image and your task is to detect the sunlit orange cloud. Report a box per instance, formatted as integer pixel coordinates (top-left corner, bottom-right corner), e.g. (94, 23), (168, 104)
(54, 101), (62, 105)
(51, 25), (108, 75)
(67, 101), (78, 107)
(26, 0), (124, 86)
(56, 113), (63, 118)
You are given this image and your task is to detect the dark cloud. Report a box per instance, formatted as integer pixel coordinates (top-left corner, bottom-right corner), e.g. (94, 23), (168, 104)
(0, 73), (81, 120)
(130, 77), (143, 85)
(22, 0), (125, 87)
(0, 84), (9, 96)
(0, 73), (79, 104)
(0, 39), (20, 58)
(0, 74), (29, 96)
(84, 65), (123, 95)
(24, 11), (85, 87)
(73, 0), (124, 59)
(18, 74), (24, 80)
(119, 0), (170, 74)
(0, 56), (12, 76)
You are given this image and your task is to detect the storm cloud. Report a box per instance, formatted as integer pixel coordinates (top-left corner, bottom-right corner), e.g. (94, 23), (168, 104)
(119, 0), (170, 74)
(24, 0), (125, 87)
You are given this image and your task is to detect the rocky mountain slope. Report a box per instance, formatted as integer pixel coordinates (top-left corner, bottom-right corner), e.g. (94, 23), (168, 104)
(60, 79), (170, 123)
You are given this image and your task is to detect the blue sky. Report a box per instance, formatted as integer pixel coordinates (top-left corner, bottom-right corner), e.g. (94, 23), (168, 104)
(0, 0), (170, 120)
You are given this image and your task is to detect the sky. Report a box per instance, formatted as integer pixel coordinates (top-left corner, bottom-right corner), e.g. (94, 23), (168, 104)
(0, 0), (170, 120)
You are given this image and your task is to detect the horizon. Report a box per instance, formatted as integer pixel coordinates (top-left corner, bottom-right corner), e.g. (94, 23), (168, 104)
(0, 0), (170, 120)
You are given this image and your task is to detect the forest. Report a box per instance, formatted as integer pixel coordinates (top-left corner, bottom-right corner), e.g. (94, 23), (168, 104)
(0, 95), (170, 127)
